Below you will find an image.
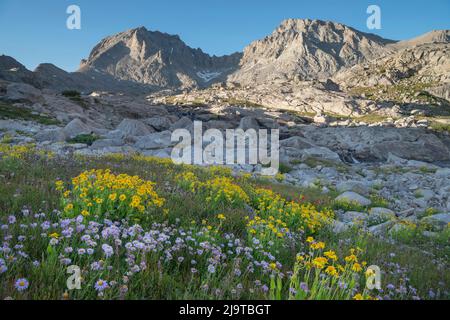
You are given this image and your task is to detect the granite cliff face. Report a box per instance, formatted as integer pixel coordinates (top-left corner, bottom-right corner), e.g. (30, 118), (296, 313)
(227, 19), (395, 84)
(79, 26), (241, 89)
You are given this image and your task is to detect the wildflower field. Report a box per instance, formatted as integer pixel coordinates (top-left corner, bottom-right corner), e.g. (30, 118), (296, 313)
(0, 142), (448, 300)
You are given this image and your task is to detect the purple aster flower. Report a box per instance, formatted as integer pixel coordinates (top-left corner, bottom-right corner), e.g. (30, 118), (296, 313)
(429, 290), (436, 299)
(15, 278), (29, 291)
(300, 282), (309, 293)
(207, 264), (216, 274)
(94, 279), (108, 291)
(102, 244), (113, 258)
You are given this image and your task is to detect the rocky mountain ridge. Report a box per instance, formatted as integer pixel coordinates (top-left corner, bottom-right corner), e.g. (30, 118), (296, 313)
(79, 26), (242, 89)
(228, 19), (396, 84)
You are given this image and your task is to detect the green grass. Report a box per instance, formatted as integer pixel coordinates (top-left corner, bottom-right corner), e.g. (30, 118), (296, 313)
(430, 122), (450, 134)
(0, 146), (448, 300)
(0, 101), (60, 125)
(61, 90), (88, 109)
(67, 133), (99, 146)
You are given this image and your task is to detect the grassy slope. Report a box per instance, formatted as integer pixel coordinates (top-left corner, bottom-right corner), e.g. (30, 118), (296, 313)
(0, 146), (448, 300)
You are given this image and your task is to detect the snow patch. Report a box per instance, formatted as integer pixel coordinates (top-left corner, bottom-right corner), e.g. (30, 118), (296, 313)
(196, 70), (222, 82)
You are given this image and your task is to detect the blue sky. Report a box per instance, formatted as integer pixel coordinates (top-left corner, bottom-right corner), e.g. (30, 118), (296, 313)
(0, 0), (449, 72)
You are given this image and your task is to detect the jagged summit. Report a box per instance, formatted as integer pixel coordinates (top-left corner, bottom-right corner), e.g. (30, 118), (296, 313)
(0, 20), (448, 93)
(227, 19), (396, 84)
(79, 26), (242, 89)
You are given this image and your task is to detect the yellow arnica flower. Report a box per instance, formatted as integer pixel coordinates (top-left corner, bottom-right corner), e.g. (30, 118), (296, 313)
(109, 193), (117, 201)
(353, 293), (364, 300)
(310, 241), (325, 250)
(217, 214), (226, 220)
(64, 203), (74, 212)
(119, 194), (127, 201)
(352, 263), (362, 272)
(81, 210), (90, 217)
(306, 236), (314, 243)
(49, 232), (59, 239)
(312, 257), (328, 269)
(325, 266), (338, 276)
(269, 262), (277, 270)
(324, 250), (338, 260)
(345, 254), (358, 263)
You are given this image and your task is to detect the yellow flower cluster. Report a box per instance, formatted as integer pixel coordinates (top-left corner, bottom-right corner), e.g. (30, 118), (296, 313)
(203, 177), (250, 208)
(0, 143), (54, 160)
(247, 188), (333, 242)
(57, 169), (164, 220)
(176, 172), (249, 209)
(290, 238), (368, 300)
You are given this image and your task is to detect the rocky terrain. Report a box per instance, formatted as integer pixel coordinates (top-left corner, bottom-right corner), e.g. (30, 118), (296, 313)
(228, 19), (395, 84)
(1, 19), (450, 239)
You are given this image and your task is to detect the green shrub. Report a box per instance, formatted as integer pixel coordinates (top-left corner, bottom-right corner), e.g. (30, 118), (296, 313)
(67, 133), (98, 146)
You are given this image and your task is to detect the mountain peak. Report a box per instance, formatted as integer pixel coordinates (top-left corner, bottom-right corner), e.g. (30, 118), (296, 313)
(78, 26), (241, 89)
(228, 19), (394, 84)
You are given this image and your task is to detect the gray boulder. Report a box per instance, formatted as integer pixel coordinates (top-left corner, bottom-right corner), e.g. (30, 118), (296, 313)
(134, 131), (174, 150)
(143, 116), (172, 131)
(335, 191), (372, 207)
(239, 116), (259, 130)
(116, 119), (154, 137)
(63, 119), (93, 139)
(35, 128), (66, 143)
(90, 138), (125, 149)
(421, 213), (450, 231)
(5, 83), (44, 103)
(169, 117), (193, 131)
(336, 180), (371, 195)
(338, 211), (368, 224)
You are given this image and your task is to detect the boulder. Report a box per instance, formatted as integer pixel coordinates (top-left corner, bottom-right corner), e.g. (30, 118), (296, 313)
(142, 116), (172, 131)
(329, 219), (351, 234)
(169, 116), (193, 131)
(5, 83), (44, 103)
(301, 147), (341, 162)
(63, 119), (93, 139)
(368, 207), (396, 224)
(116, 119), (154, 137)
(338, 211), (368, 224)
(336, 180), (371, 195)
(238, 116), (259, 130)
(435, 168), (450, 178)
(368, 221), (396, 236)
(35, 128), (66, 143)
(421, 213), (450, 231)
(335, 191), (372, 207)
(90, 138), (125, 149)
(280, 136), (314, 149)
(134, 131), (174, 150)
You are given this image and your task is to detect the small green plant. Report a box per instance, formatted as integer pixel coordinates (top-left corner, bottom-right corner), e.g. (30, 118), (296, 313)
(67, 133), (98, 146)
(61, 90), (81, 98)
(62, 90), (88, 108)
(332, 200), (365, 212)
(0, 102), (60, 125)
(278, 162), (293, 174)
(369, 194), (390, 208)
